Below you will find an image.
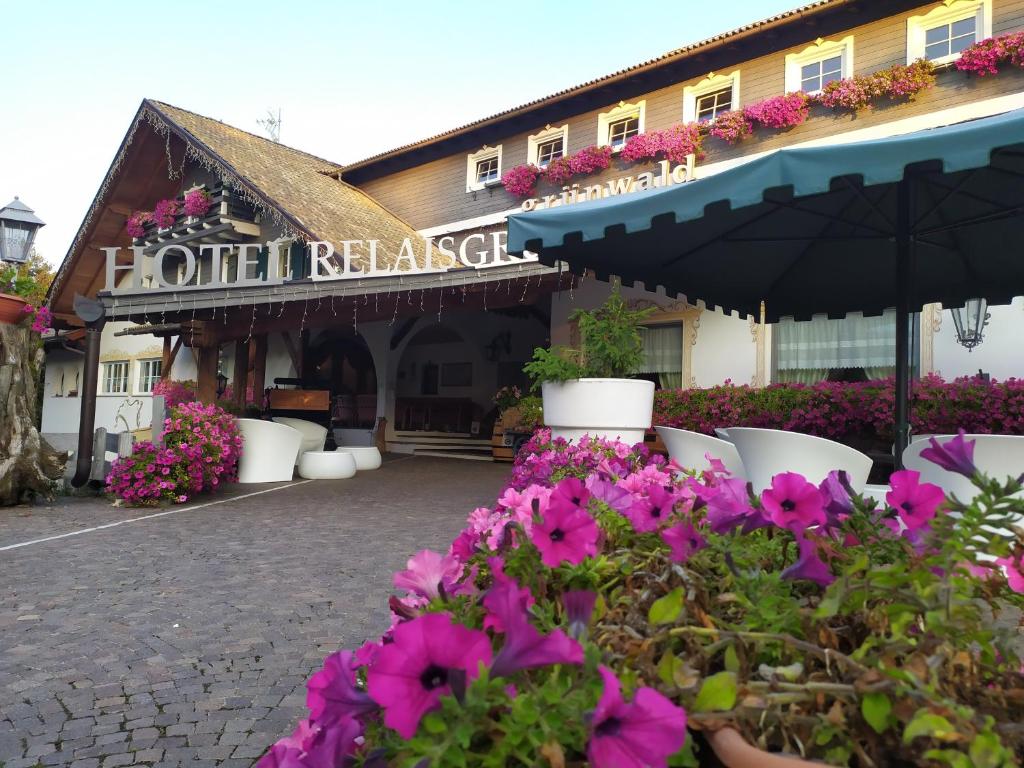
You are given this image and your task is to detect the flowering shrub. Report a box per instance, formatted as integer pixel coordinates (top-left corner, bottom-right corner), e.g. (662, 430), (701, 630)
(20, 302), (52, 333)
(873, 59), (937, 98)
(957, 31), (1024, 76)
(653, 375), (1024, 443)
(620, 123), (703, 164)
(152, 378), (198, 407)
(261, 432), (1024, 766)
(152, 198), (180, 229)
(707, 109), (754, 144)
(500, 164), (542, 198)
(817, 74), (880, 110)
(743, 92), (811, 130)
(818, 60), (936, 110)
(125, 211), (151, 238)
(543, 155), (575, 186)
(567, 144), (613, 175)
(105, 400), (241, 506)
(492, 385), (523, 413)
(182, 187), (212, 218)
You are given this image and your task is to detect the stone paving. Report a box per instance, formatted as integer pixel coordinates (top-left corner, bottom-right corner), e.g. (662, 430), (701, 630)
(0, 456), (509, 768)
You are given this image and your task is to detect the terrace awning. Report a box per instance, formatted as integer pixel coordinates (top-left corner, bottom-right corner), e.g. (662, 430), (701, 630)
(507, 107), (1024, 462)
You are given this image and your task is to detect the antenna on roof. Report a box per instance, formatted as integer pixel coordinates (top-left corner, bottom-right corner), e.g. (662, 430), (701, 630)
(257, 108), (282, 143)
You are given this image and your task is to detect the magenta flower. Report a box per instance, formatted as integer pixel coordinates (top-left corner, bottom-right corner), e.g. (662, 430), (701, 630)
(551, 476), (591, 510)
(563, 590), (597, 640)
(587, 476), (633, 516)
(761, 473), (826, 532)
(920, 431), (977, 478)
(819, 470), (854, 527)
(781, 536), (835, 587)
(257, 716), (361, 768)
(661, 520), (706, 563)
(587, 666), (687, 768)
(366, 613), (492, 738)
(306, 651), (376, 726)
(886, 470), (945, 533)
(625, 485), (678, 532)
(530, 501), (601, 568)
(392, 549), (463, 599)
(996, 551), (1024, 594)
(483, 556), (533, 633)
(704, 477), (757, 533)
(485, 571), (583, 678)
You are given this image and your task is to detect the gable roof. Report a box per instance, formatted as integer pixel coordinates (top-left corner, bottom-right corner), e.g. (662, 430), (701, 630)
(49, 99), (435, 319)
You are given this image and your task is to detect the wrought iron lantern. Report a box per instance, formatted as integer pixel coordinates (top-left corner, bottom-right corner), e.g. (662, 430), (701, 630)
(216, 372), (229, 397)
(950, 298), (990, 351)
(0, 197), (45, 264)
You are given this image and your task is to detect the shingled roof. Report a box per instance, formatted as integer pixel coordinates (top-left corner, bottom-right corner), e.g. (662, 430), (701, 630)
(49, 99), (442, 319)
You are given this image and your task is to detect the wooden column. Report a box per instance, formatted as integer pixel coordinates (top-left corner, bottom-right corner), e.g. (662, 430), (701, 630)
(233, 339), (250, 407)
(250, 334), (268, 407)
(161, 337), (172, 379)
(196, 344), (220, 403)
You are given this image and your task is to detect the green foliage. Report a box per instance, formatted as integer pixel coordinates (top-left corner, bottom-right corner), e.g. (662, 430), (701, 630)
(693, 671), (737, 712)
(1, 249), (54, 306)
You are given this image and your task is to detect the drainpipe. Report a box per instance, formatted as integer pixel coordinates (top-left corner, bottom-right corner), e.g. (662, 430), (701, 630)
(70, 300), (107, 487)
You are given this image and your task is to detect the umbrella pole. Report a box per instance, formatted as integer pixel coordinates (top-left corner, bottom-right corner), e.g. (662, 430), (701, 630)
(894, 179), (914, 470)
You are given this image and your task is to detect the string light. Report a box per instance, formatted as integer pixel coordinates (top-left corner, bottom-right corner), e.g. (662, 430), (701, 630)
(389, 291), (400, 326)
(437, 286), (443, 323)
(352, 299), (358, 334)
(245, 294), (257, 344)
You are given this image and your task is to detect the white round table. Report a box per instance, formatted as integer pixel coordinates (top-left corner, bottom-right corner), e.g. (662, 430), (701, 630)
(298, 450), (357, 479)
(334, 446), (382, 470)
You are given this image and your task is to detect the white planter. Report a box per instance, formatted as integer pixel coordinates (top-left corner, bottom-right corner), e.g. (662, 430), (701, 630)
(541, 378), (655, 444)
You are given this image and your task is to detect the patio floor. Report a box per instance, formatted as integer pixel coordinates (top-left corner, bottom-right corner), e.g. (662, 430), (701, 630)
(0, 456), (509, 768)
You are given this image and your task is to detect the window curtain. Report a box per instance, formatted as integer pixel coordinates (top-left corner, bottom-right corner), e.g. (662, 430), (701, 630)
(774, 310), (896, 383)
(637, 324), (683, 389)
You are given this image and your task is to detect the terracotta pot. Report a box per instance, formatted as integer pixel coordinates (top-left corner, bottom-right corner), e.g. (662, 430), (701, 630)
(707, 728), (824, 767)
(0, 292), (30, 325)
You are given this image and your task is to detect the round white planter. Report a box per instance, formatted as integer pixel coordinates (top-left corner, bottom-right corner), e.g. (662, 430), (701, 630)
(541, 378), (655, 444)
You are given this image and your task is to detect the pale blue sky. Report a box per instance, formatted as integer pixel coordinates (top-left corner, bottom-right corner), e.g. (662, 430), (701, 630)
(2, 0), (800, 264)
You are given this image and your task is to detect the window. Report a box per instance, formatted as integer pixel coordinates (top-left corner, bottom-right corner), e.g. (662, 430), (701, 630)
(597, 100), (646, 151)
(137, 359), (162, 393)
(528, 125), (569, 168)
(635, 324), (683, 389)
(771, 311), (900, 384)
(102, 361), (130, 394)
(465, 145), (502, 192)
(784, 36), (854, 95)
(683, 71), (741, 124)
(907, 0), (991, 65)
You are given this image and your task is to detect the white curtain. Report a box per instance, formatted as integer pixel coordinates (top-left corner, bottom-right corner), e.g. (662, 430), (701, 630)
(637, 324), (683, 389)
(775, 310), (896, 382)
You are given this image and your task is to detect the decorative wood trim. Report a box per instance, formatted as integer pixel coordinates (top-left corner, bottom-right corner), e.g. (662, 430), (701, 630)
(920, 302), (943, 375)
(750, 300), (768, 388)
(627, 298), (703, 388)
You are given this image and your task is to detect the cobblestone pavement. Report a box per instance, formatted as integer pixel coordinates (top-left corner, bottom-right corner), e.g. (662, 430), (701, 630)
(0, 456), (509, 768)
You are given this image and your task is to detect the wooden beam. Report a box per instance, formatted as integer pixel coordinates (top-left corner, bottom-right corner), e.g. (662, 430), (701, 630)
(232, 339), (249, 406)
(162, 337), (182, 380)
(250, 334), (268, 407)
(196, 343), (220, 404)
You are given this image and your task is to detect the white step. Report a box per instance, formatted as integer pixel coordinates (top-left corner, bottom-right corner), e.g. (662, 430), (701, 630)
(390, 436), (491, 447)
(394, 430), (473, 439)
(415, 450), (494, 462)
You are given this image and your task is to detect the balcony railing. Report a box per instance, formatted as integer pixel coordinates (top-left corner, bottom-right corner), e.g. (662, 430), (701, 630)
(133, 182), (261, 254)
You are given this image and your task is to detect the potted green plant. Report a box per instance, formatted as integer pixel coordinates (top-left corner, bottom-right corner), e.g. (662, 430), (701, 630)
(524, 286), (655, 443)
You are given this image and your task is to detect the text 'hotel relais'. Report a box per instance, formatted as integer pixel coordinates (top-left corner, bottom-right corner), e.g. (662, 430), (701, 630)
(45, 0), (1024, 459)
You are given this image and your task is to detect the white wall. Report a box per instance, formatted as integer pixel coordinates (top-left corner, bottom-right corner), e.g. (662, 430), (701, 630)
(933, 297), (1024, 381)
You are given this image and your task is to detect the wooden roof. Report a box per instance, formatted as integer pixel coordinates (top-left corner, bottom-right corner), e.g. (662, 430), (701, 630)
(49, 99), (438, 323)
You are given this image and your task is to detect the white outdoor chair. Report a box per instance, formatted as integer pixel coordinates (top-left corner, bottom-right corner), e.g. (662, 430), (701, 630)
(272, 417), (328, 464)
(236, 418), (302, 483)
(656, 426), (746, 480)
(903, 435), (1024, 505)
(714, 428), (733, 442)
(727, 427), (873, 493)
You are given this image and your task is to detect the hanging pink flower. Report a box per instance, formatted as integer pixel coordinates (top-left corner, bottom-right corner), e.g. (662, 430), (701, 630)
(125, 211), (152, 238)
(781, 535), (835, 587)
(484, 569), (583, 677)
(152, 198), (180, 228)
(501, 164), (541, 198)
(886, 470), (945, 532)
(544, 155), (575, 186)
(182, 187), (212, 217)
(708, 111), (753, 144)
(392, 549), (464, 599)
(761, 472), (826, 532)
(620, 123), (702, 165)
(568, 145), (613, 175)
(920, 431), (977, 478)
(306, 651), (376, 726)
(366, 613), (492, 738)
(661, 520), (706, 563)
(530, 499), (600, 568)
(743, 92), (810, 130)
(587, 665), (687, 768)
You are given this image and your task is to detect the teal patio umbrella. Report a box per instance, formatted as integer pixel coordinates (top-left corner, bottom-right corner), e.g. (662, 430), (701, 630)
(507, 108), (1024, 464)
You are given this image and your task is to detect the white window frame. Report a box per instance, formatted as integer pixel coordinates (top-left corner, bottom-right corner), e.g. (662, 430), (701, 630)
(597, 100), (646, 152)
(527, 124), (569, 168)
(784, 36), (855, 95)
(683, 71), (741, 124)
(101, 361), (130, 395)
(137, 358), (162, 394)
(466, 145), (502, 192)
(907, 0), (991, 65)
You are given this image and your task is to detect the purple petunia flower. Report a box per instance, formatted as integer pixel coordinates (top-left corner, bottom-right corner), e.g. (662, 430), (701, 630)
(625, 485), (678, 533)
(562, 590), (597, 640)
(256, 716), (361, 768)
(704, 477), (757, 533)
(781, 536), (835, 587)
(587, 666), (688, 768)
(306, 651), (376, 726)
(661, 520), (706, 563)
(819, 470), (854, 528)
(530, 501), (601, 568)
(366, 613), (491, 739)
(392, 549), (463, 600)
(886, 470), (945, 533)
(920, 431), (977, 478)
(761, 473), (826, 533)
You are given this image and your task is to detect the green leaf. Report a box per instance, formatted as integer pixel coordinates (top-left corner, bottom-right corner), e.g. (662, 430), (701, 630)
(903, 711), (958, 744)
(969, 732), (1007, 768)
(648, 587), (684, 625)
(693, 671), (737, 712)
(814, 591), (842, 619)
(422, 712), (447, 734)
(861, 693), (892, 734)
(658, 651), (682, 685)
(724, 643), (740, 673)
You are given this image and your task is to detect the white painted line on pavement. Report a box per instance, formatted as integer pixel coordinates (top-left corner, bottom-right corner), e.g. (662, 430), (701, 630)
(0, 480), (315, 553)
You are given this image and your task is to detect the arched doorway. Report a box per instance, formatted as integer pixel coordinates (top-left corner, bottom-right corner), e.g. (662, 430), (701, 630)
(306, 330), (378, 428)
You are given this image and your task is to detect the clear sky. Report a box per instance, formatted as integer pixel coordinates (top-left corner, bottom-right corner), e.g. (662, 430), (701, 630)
(2, 0), (801, 265)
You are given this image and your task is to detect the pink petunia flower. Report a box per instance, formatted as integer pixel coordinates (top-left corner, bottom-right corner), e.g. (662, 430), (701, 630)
(366, 613), (492, 739)
(995, 551), (1024, 594)
(761, 473), (826, 532)
(587, 666), (688, 768)
(625, 485), (678, 533)
(306, 650), (376, 726)
(392, 549), (463, 600)
(704, 477), (757, 533)
(661, 520), (706, 563)
(920, 430), (977, 478)
(483, 556), (533, 633)
(530, 501), (600, 568)
(551, 476), (590, 510)
(886, 470), (945, 533)
(781, 536), (835, 587)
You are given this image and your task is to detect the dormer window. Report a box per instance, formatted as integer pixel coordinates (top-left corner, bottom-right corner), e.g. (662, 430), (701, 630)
(466, 145), (502, 192)
(907, 0), (991, 65)
(527, 125), (569, 168)
(784, 37), (854, 95)
(598, 101), (646, 152)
